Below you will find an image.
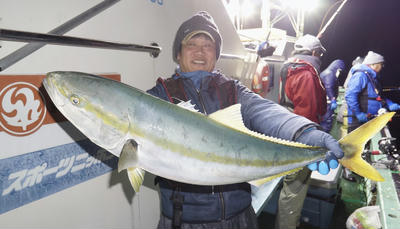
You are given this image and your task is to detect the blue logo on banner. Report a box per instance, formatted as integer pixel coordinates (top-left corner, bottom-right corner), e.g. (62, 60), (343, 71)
(150, 0), (163, 6)
(0, 139), (118, 214)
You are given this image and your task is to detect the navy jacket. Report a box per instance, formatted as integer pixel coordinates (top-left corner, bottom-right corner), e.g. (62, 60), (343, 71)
(320, 59), (345, 101)
(147, 71), (316, 223)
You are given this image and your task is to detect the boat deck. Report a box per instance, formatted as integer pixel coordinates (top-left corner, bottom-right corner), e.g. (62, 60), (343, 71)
(257, 88), (400, 228)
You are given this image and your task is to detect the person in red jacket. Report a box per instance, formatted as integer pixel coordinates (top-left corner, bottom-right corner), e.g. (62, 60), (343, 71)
(276, 34), (327, 229)
(281, 34), (327, 123)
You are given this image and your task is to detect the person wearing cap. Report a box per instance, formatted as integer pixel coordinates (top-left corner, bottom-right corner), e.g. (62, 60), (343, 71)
(320, 59), (346, 133)
(345, 51), (400, 133)
(146, 12), (344, 229)
(276, 34), (329, 229)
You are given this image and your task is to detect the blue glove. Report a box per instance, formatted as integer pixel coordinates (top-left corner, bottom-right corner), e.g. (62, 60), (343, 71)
(330, 100), (337, 111)
(296, 128), (344, 175)
(355, 112), (368, 123)
(388, 103), (400, 111)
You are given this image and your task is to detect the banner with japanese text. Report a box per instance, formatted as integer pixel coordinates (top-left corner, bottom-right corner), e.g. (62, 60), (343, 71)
(0, 74), (120, 214)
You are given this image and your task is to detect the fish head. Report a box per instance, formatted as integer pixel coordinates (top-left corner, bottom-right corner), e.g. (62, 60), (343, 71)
(43, 71), (131, 156)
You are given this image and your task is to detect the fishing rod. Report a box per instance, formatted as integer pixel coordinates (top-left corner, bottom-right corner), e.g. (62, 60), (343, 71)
(382, 87), (400, 92)
(0, 28), (161, 58)
(343, 113), (400, 118)
(317, 0), (348, 38)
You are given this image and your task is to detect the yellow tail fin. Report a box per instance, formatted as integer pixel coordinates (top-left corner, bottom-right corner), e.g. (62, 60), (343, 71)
(338, 112), (395, 181)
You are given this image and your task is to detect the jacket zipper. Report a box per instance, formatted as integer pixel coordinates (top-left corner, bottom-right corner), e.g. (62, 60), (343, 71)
(219, 191), (225, 220)
(189, 79), (207, 115)
(197, 88), (207, 115)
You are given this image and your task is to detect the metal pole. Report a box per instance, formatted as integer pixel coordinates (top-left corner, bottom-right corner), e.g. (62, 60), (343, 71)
(261, 0), (270, 30)
(0, 0), (120, 72)
(0, 29), (161, 57)
(317, 0), (348, 38)
(296, 8), (305, 38)
(382, 87), (400, 92)
(299, 9), (305, 37)
(220, 53), (246, 61)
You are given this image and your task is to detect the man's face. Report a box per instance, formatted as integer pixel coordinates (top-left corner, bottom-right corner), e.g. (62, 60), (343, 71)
(177, 33), (217, 73)
(312, 49), (324, 59)
(371, 63), (384, 73)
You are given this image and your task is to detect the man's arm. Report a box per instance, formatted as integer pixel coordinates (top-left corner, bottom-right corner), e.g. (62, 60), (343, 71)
(236, 81), (344, 175)
(236, 81), (317, 141)
(322, 70), (337, 101)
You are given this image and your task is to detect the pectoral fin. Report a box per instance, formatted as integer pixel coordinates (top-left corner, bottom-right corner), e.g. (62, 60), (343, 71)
(126, 167), (146, 193)
(118, 139), (145, 192)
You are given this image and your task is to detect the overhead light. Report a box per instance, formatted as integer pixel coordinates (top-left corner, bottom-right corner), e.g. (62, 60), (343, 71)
(241, 0), (255, 18)
(280, 0), (319, 12)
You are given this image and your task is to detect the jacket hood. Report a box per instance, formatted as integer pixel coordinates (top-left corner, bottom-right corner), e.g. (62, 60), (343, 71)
(351, 64), (377, 78)
(320, 59), (345, 78)
(292, 54), (322, 72)
(326, 59), (345, 72)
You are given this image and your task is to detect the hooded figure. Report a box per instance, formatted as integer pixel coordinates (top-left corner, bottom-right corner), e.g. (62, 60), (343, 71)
(320, 59), (346, 133)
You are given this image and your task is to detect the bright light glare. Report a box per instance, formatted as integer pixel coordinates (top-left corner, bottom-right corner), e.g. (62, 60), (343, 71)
(280, 0), (319, 12)
(224, 0), (240, 22)
(241, 0), (255, 18)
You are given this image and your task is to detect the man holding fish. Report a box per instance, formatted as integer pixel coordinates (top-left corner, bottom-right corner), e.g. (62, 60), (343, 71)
(147, 11), (343, 229)
(43, 11), (392, 229)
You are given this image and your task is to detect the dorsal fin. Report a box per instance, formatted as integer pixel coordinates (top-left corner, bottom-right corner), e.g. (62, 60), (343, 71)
(177, 100), (199, 112)
(208, 104), (311, 148)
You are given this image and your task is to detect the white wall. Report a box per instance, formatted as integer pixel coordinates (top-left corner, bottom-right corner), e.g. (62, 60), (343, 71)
(0, 0), (248, 228)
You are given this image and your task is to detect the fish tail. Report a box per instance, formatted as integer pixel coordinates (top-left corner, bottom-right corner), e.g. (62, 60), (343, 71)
(338, 112), (395, 181)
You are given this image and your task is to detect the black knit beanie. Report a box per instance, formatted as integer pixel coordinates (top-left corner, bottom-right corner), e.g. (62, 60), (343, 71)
(172, 11), (222, 63)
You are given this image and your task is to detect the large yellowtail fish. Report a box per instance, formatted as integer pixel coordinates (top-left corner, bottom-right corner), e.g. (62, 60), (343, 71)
(43, 71), (393, 192)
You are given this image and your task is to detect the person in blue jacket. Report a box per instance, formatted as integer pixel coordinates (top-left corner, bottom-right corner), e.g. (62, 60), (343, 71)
(320, 59), (345, 133)
(147, 11), (344, 229)
(345, 51), (400, 133)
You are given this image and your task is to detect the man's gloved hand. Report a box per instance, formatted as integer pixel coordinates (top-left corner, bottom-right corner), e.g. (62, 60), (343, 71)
(296, 128), (344, 175)
(330, 99), (337, 111)
(388, 103), (400, 111)
(355, 112), (368, 123)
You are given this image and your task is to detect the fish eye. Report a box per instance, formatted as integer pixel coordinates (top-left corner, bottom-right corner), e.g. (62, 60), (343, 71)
(70, 95), (80, 105)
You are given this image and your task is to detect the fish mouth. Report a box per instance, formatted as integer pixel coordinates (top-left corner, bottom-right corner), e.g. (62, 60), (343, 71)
(43, 72), (67, 107)
(43, 71), (131, 155)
